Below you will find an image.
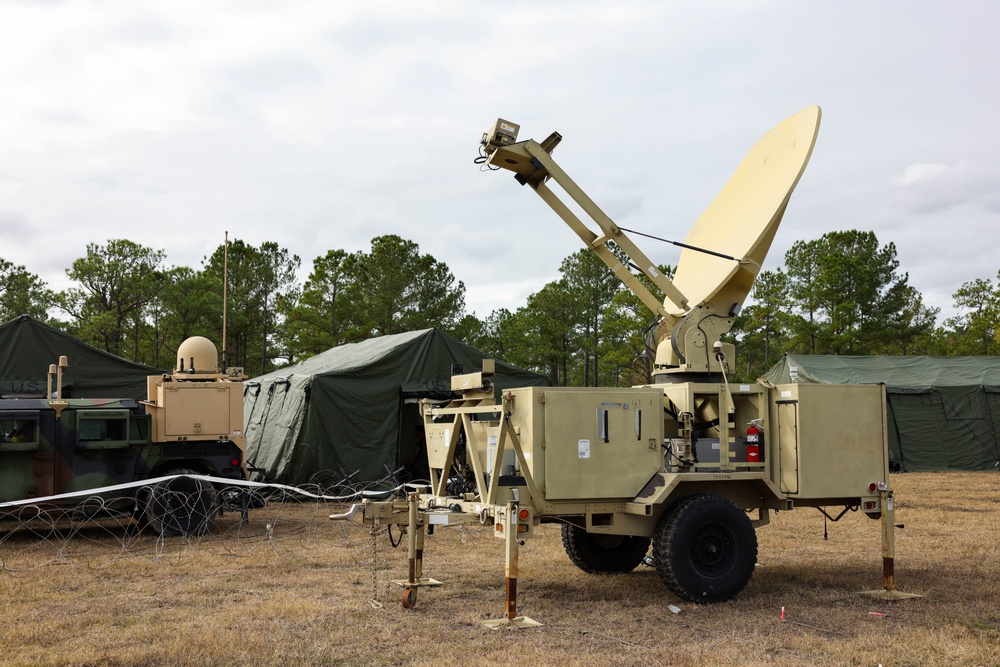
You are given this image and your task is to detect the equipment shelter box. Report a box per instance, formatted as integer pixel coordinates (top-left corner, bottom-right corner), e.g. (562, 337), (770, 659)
(763, 354), (1000, 471)
(769, 383), (889, 500)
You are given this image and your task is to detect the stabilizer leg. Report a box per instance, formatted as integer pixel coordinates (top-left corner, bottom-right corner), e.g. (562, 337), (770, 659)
(863, 489), (920, 600)
(393, 492), (442, 609)
(484, 501), (541, 629)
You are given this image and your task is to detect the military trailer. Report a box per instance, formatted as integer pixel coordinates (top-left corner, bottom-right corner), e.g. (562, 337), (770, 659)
(0, 336), (247, 536)
(334, 107), (915, 625)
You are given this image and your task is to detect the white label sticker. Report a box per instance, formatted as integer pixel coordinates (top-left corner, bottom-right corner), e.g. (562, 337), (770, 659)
(780, 390), (792, 398)
(712, 442), (720, 450)
(578, 439), (591, 459)
(488, 435), (498, 446)
(445, 428), (450, 444)
(649, 266), (659, 277)
(739, 385), (750, 392)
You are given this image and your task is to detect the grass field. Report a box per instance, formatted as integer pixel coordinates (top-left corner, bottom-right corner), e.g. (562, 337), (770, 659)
(1, 472), (999, 666)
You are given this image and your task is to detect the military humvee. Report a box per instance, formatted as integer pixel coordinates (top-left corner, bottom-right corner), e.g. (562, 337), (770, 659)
(0, 336), (247, 536)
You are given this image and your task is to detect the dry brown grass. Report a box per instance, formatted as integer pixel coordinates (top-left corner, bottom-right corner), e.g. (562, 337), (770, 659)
(1, 472), (999, 666)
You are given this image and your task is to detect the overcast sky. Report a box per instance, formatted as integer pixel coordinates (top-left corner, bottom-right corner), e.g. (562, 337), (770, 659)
(1, 1), (997, 323)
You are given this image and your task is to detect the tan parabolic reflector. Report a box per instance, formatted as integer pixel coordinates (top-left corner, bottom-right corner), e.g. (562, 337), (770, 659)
(666, 105), (822, 316)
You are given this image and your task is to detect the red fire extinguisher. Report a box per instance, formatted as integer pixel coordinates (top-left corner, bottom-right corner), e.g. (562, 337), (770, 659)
(746, 419), (762, 463)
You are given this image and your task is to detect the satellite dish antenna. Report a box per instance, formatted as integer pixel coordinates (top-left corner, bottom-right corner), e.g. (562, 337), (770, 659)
(667, 105), (822, 317)
(479, 105), (822, 378)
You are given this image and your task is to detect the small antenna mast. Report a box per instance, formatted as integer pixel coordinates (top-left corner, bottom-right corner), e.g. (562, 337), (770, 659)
(222, 231), (229, 374)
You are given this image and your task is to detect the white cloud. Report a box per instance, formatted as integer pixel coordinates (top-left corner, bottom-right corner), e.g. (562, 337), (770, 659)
(889, 161), (1000, 214)
(890, 163), (950, 187)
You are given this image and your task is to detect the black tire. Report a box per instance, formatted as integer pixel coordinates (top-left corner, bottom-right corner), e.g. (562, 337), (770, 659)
(145, 469), (219, 537)
(561, 524), (651, 574)
(652, 494), (757, 603)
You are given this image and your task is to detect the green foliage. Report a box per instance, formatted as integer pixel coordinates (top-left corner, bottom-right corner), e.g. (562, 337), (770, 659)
(731, 230), (949, 380)
(0, 259), (53, 323)
(886, 286), (941, 355)
(941, 274), (1000, 355)
(350, 235), (466, 338)
(203, 240), (300, 375)
(466, 308), (528, 366)
(559, 250), (621, 386)
(146, 267), (223, 369)
(782, 230), (916, 355)
(277, 235), (466, 363)
(450, 313), (486, 348)
(30, 225), (1000, 387)
(601, 265), (673, 386)
(514, 279), (579, 385)
(281, 249), (359, 361)
(731, 269), (792, 380)
(493, 247), (671, 387)
(57, 239), (166, 360)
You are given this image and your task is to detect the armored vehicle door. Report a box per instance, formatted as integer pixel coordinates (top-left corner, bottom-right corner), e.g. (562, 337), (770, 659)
(0, 408), (56, 503)
(56, 408), (149, 496)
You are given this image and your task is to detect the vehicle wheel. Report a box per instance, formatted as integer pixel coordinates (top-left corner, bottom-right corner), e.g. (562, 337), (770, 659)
(145, 469), (219, 537)
(402, 587), (418, 609)
(561, 524), (651, 574)
(652, 494), (757, 603)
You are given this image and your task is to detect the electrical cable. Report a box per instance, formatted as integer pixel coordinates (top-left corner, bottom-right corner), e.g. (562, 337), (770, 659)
(617, 226), (741, 262)
(474, 145), (501, 170)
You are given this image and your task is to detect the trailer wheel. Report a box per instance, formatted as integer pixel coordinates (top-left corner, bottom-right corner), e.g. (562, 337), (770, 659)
(145, 469), (218, 537)
(561, 524), (651, 574)
(402, 587), (418, 609)
(653, 494), (757, 602)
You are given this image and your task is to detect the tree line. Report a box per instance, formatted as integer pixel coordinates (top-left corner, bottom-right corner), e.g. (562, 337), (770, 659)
(1, 229), (997, 383)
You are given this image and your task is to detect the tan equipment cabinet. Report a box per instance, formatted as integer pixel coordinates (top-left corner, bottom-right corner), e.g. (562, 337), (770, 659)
(770, 383), (889, 500)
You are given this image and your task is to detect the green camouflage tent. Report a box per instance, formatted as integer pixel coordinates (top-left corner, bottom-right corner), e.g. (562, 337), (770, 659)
(243, 328), (550, 485)
(0, 315), (163, 400)
(763, 354), (1000, 472)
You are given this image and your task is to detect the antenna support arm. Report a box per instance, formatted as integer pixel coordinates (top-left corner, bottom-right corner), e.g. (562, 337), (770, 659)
(484, 133), (688, 327)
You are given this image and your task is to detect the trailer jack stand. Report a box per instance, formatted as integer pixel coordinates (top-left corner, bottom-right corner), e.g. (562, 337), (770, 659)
(392, 492), (441, 609)
(483, 501), (541, 629)
(863, 490), (921, 600)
